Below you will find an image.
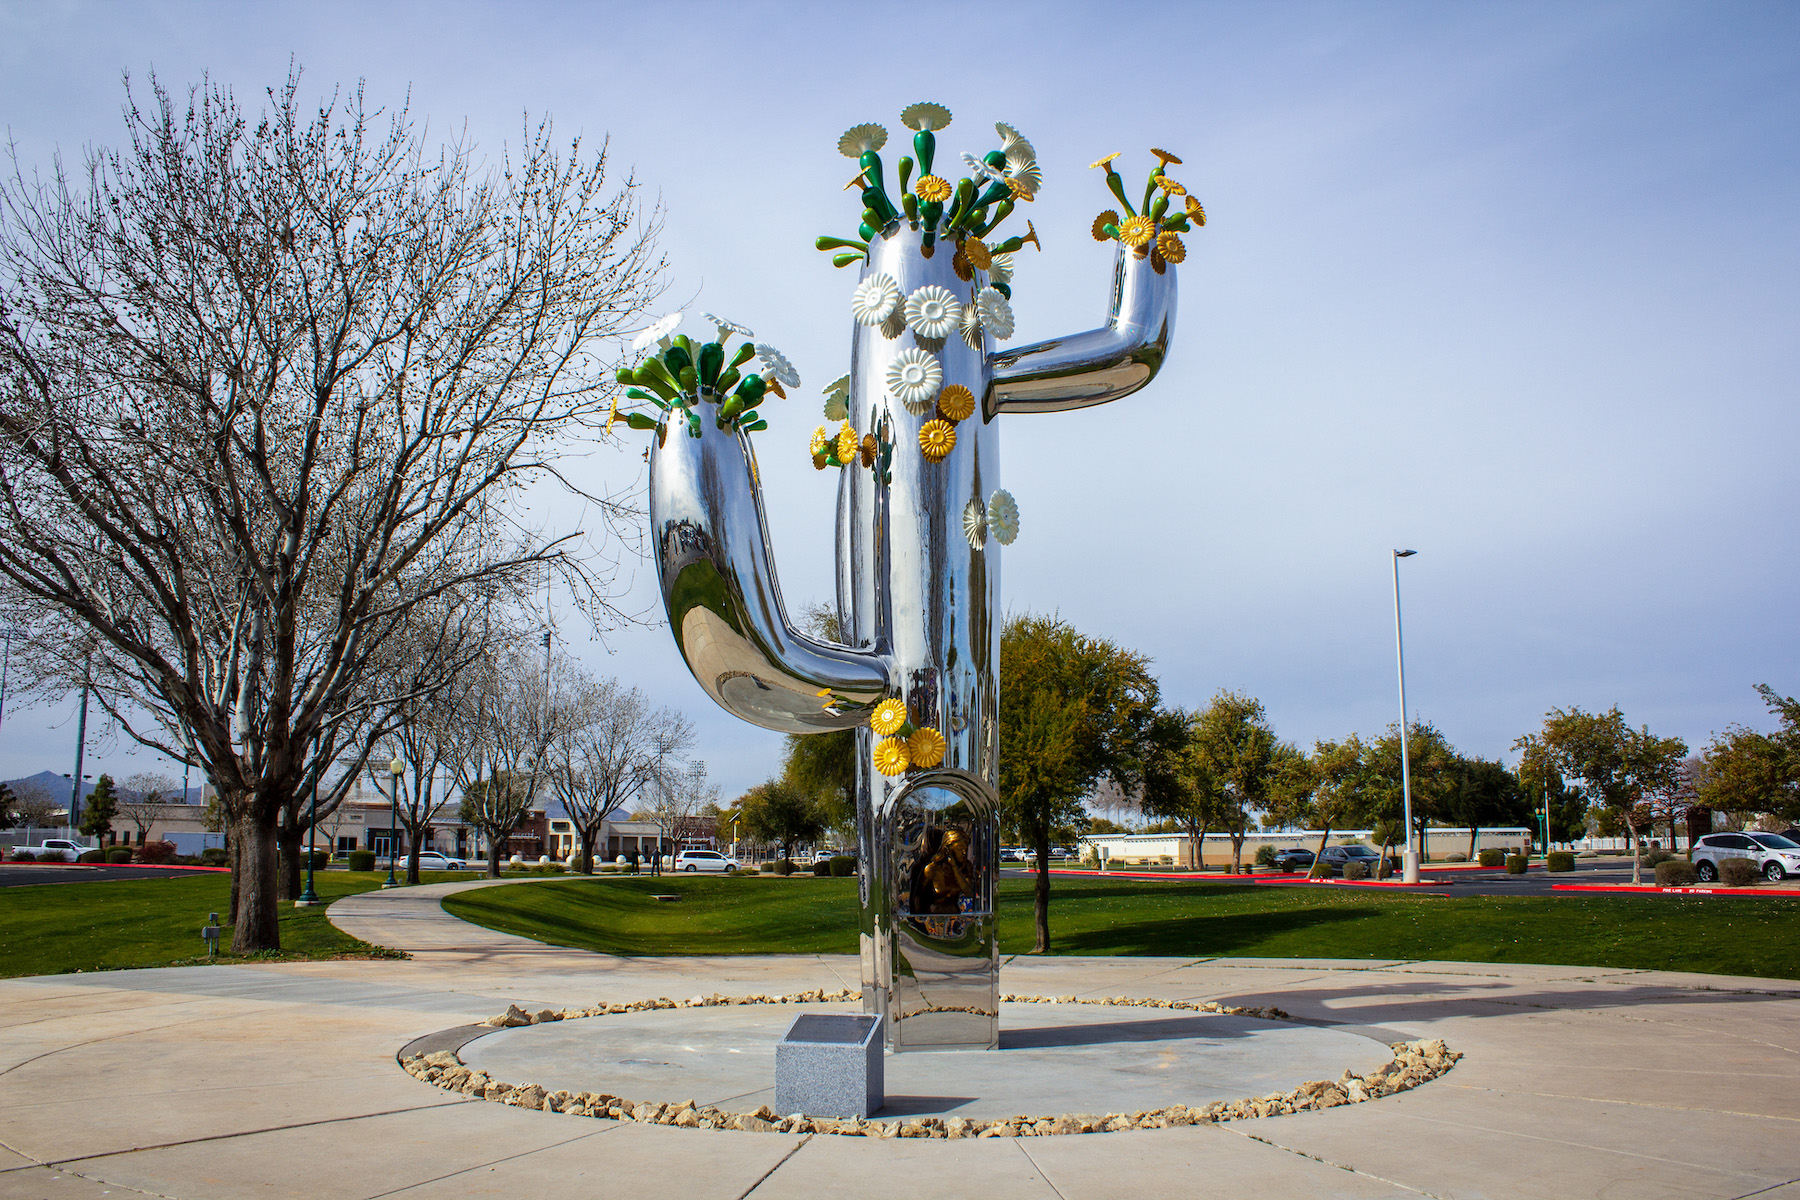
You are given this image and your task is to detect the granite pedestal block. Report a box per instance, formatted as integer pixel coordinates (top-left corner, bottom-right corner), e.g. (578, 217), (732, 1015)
(773, 1012), (883, 1118)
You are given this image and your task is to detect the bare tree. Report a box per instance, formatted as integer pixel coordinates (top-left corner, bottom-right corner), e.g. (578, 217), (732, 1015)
(0, 69), (661, 949)
(549, 673), (691, 874)
(10, 779), (59, 840)
(118, 770), (176, 843)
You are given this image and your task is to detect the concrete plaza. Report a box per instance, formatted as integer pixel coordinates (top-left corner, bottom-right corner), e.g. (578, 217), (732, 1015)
(1, 877), (1796, 1199)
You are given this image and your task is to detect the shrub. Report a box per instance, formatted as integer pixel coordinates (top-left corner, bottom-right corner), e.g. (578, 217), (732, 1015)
(11, 849), (36, 862)
(1547, 851), (1576, 873)
(1720, 858), (1759, 887)
(1308, 863), (1329, 879)
(1505, 855), (1528, 874)
(1445, 853), (1468, 863)
(774, 858), (797, 876)
(1654, 859), (1698, 886)
(599, 864), (620, 873)
(107, 847), (133, 863)
(78, 849), (106, 863)
(139, 840), (177, 864)
(759, 861), (778, 873)
(1377, 859), (1395, 880)
(1478, 849), (1505, 867)
(829, 855), (856, 877)
(1254, 845), (1277, 866)
(1343, 861), (1369, 881)
(199, 847), (229, 866)
(1639, 848), (1675, 868)
(348, 849), (376, 872)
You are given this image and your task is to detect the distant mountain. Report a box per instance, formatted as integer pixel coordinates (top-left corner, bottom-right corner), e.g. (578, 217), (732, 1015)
(2, 769), (201, 805)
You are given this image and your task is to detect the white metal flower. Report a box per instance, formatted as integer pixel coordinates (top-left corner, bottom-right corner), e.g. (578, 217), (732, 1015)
(961, 151), (1007, 186)
(1004, 148), (1042, 200)
(851, 273), (901, 326)
(976, 287), (1014, 340)
(987, 489), (1019, 545)
(755, 344), (800, 388)
(962, 497), (987, 550)
(988, 253), (1014, 287)
(959, 303), (984, 351)
(903, 285), (963, 340)
(701, 312), (754, 344)
(822, 373), (850, 421)
(838, 123), (888, 158)
(900, 102), (953, 132)
(630, 312), (683, 353)
(995, 122), (1035, 163)
(886, 347), (942, 414)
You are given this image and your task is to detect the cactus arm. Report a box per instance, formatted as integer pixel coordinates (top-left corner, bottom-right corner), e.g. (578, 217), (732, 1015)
(649, 415), (893, 734)
(985, 243), (1177, 414)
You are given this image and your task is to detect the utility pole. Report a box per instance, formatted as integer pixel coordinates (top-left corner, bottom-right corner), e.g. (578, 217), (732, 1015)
(1391, 550), (1419, 884)
(70, 649), (92, 839)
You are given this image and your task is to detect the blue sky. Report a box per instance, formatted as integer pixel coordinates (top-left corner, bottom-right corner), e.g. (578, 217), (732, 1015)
(1, 1), (1796, 801)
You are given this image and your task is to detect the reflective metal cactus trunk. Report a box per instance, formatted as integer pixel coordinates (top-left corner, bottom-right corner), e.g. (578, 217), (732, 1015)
(649, 226), (1176, 1051)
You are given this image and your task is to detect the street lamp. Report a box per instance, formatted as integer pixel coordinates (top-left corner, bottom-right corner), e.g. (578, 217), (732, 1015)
(1392, 549), (1419, 884)
(297, 736), (322, 906)
(383, 755), (404, 888)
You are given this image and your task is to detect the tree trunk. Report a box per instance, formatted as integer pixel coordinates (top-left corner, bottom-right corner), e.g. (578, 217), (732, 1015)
(277, 827), (303, 901)
(1032, 828), (1052, 953)
(1229, 826), (1246, 872)
(232, 811), (281, 953)
(1313, 824), (1332, 874)
(228, 830), (242, 926)
(1626, 816), (1642, 885)
(1468, 825), (1479, 860)
(407, 844), (421, 886)
(487, 835), (503, 878)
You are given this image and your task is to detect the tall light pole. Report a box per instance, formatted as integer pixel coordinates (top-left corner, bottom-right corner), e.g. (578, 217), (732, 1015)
(1392, 549), (1419, 884)
(297, 736), (322, 906)
(69, 649), (92, 839)
(383, 755), (404, 888)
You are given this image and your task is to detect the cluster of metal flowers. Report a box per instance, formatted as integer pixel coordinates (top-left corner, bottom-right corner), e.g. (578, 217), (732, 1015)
(817, 102), (1043, 271)
(867, 698), (948, 777)
(610, 312), (799, 438)
(1089, 148), (1203, 274)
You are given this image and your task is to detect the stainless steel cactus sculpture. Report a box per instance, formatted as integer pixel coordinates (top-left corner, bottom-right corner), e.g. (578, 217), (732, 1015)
(628, 105), (1193, 1051)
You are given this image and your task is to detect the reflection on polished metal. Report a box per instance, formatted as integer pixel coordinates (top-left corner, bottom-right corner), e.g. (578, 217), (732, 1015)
(649, 223), (1178, 1051)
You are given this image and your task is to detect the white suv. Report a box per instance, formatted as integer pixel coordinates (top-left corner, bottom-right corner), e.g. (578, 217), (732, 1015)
(1691, 832), (1800, 883)
(674, 850), (738, 873)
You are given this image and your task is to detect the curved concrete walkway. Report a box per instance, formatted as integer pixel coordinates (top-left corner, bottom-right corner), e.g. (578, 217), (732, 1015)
(0, 877), (1794, 1199)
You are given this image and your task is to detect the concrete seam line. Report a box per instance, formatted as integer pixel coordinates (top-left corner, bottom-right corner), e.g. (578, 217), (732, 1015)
(7, 1164), (177, 1199)
(1010, 1138), (1070, 1200)
(404, 992), (1463, 1138)
(361, 1126), (619, 1200)
(1231, 1128), (1448, 1199)
(734, 1133), (812, 1200)
(39, 1098), (473, 1166)
(1727, 1177), (1800, 1200)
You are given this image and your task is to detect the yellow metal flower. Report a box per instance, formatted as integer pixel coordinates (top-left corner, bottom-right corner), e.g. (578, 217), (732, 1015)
(810, 425), (830, 456)
(870, 698), (909, 737)
(1118, 215), (1156, 247)
(1006, 176), (1036, 202)
(1186, 195), (1207, 226)
(919, 418), (956, 462)
(767, 377), (787, 400)
(873, 736), (912, 777)
(963, 237), (993, 271)
(1091, 209), (1120, 241)
(1157, 177), (1187, 196)
(812, 452), (829, 471)
(1089, 152), (1122, 170)
(604, 395), (621, 436)
(907, 726), (947, 770)
(915, 174), (953, 203)
(937, 384), (975, 422)
(860, 433), (877, 467)
(1150, 147), (1183, 167)
(1156, 231), (1186, 263)
(835, 421), (859, 463)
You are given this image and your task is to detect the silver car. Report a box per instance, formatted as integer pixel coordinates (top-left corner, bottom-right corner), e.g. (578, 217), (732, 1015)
(1691, 832), (1800, 882)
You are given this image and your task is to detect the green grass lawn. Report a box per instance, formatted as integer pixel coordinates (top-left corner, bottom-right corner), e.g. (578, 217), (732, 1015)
(443, 875), (1800, 981)
(0, 870), (479, 979)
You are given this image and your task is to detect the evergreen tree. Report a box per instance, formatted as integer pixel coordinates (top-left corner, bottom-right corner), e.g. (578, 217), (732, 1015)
(79, 774), (118, 843)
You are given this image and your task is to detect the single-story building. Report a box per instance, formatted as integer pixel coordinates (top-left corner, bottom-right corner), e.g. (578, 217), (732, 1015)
(1083, 827), (1536, 867)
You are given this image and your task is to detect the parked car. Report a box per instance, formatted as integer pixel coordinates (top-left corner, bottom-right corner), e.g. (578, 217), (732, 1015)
(1269, 847), (1315, 872)
(1692, 832), (1800, 882)
(1317, 845), (1383, 876)
(411, 851), (468, 871)
(675, 850), (739, 873)
(998, 847), (1027, 863)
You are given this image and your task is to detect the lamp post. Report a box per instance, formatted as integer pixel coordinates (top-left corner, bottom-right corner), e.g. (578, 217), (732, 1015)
(383, 755), (404, 888)
(297, 736), (322, 906)
(1392, 549), (1419, 884)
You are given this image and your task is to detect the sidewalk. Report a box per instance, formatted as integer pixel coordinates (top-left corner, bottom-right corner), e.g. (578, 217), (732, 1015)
(1, 877), (1796, 1198)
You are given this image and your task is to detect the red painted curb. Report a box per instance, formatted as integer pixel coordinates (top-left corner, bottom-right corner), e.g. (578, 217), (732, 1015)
(1, 860), (230, 874)
(1550, 883), (1800, 897)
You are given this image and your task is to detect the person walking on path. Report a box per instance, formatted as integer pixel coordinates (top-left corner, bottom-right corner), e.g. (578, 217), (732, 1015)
(627, 847), (640, 875)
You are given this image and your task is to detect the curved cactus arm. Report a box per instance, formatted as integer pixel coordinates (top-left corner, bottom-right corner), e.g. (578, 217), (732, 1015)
(985, 244), (1177, 414)
(650, 416), (893, 735)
